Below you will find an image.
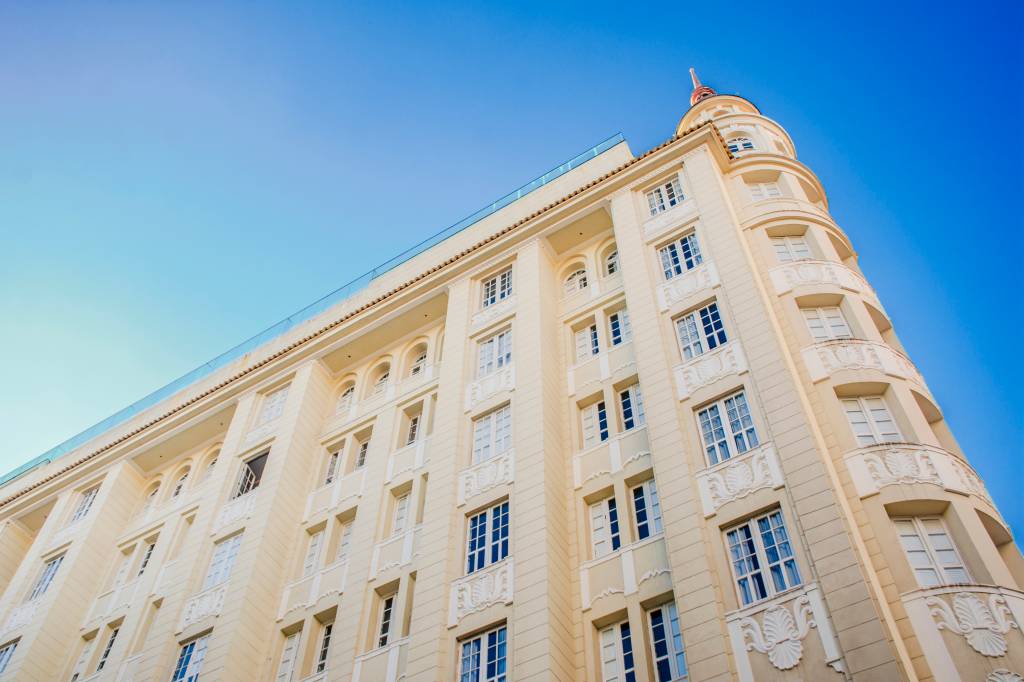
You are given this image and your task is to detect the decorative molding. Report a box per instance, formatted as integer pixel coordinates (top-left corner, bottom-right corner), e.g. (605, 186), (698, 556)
(673, 341), (746, 400)
(369, 526), (421, 579)
(768, 260), (876, 302)
(656, 261), (719, 312)
(580, 535), (669, 611)
(801, 339), (926, 389)
(213, 492), (257, 534)
(845, 443), (994, 506)
(471, 295), (516, 330)
(352, 636), (409, 682)
(385, 437), (429, 483)
(988, 670), (1024, 682)
(457, 450), (514, 506)
(928, 591), (1019, 657)
(696, 444), (784, 517)
(180, 583), (227, 629)
(737, 595), (815, 670)
(573, 426), (650, 489)
(305, 468), (366, 521)
(244, 418), (278, 445)
(642, 196), (699, 243)
(448, 560), (513, 626)
(464, 364), (515, 412)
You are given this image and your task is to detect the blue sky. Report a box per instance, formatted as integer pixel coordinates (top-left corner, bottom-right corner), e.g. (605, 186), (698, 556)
(1, 2), (1021, 534)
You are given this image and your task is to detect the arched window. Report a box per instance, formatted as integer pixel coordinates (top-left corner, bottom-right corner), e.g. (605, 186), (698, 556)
(407, 344), (428, 377)
(171, 469), (190, 499)
(337, 384), (355, 412)
(371, 366), (391, 396)
(604, 250), (619, 276)
(202, 455), (219, 482)
(727, 136), (755, 154)
(140, 484), (160, 516)
(564, 269), (588, 295)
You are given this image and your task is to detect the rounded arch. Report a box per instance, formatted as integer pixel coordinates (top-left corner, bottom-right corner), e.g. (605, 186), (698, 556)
(560, 259), (589, 296)
(168, 463), (193, 500)
(366, 357), (393, 398)
(199, 445), (221, 482)
(403, 338), (430, 378)
(139, 479), (163, 516)
(335, 374), (358, 413)
(598, 241), (619, 277)
(725, 131), (757, 154)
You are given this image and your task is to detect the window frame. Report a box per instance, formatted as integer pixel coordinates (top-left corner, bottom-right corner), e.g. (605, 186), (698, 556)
(477, 329), (513, 378)
(377, 593), (396, 648)
(581, 400), (610, 450)
(590, 496), (622, 559)
(257, 385), (289, 426)
(0, 640), (17, 675)
(315, 621), (334, 673)
(481, 268), (514, 309)
(802, 306), (852, 341)
(696, 390), (759, 466)
(70, 486), (100, 524)
(574, 323), (600, 362)
(674, 301), (728, 361)
(599, 620), (637, 682)
(619, 384), (646, 432)
(658, 232), (704, 280)
(646, 176), (685, 217)
(725, 509), (802, 607)
(770, 235), (812, 263)
(472, 404), (512, 464)
(203, 533), (243, 590)
(564, 268), (589, 296)
(647, 602), (687, 682)
(27, 554), (64, 602)
(608, 310), (632, 346)
(171, 634), (210, 682)
(466, 500), (510, 575)
(631, 479), (662, 541)
(842, 396), (902, 446)
(893, 516), (971, 587)
(459, 624), (508, 682)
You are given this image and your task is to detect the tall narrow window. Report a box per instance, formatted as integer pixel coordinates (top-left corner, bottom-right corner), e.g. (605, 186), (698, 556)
(337, 385), (355, 413)
(315, 622), (333, 673)
(372, 369), (390, 396)
(482, 268), (513, 308)
(574, 324), (600, 361)
(409, 352), (427, 377)
(894, 517), (970, 587)
(171, 470), (190, 499)
(477, 330), (513, 378)
(324, 449), (340, 486)
(564, 269), (589, 295)
(590, 497), (622, 559)
(632, 479), (662, 540)
(581, 401), (610, 449)
(257, 386), (289, 425)
(203, 534), (243, 590)
(472, 405), (512, 464)
(406, 415), (421, 446)
(459, 625), (507, 682)
(749, 181), (781, 200)
(202, 456), (218, 482)
(232, 452), (268, 499)
(171, 634), (210, 682)
(726, 136), (755, 153)
(276, 632), (300, 682)
(605, 250), (619, 276)
(70, 487), (100, 524)
(27, 555), (64, 601)
(696, 391), (759, 466)
(609, 310), (632, 346)
(355, 439), (370, 469)
(619, 384), (646, 431)
(771, 235), (812, 263)
(675, 302), (728, 360)
(336, 522), (354, 563)
(137, 542), (156, 577)
(0, 640), (17, 675)
(302, 530), (324, 577)
(599, 621), (636, 682)
(726, 509), (801, 606)
(646, 177), (685, 216)
(69, 637), (93, 681)
(392, 493), (411, 536)
(648, 603), (687, 682)
(467, 501), (510, 574)
(843, 397), (902, 446)
(96, 627), (119, 671)
(802, 307), (852, 341)
(659, 233), (703, 280)
(378, 595), (395, 647)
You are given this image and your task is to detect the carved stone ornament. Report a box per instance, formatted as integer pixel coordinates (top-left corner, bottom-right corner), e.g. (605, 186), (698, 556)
(863, 448), (940, 487)
(927, 591), (1020, 657)
(988, 670), (1024, 682)
(738, 595), (815, 670)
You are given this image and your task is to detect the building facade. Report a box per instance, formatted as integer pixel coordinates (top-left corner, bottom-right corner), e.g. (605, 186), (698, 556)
(0, 71), (1020, 682)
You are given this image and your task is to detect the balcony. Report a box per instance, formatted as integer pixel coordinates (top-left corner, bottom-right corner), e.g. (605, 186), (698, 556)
(695, 443), (785, 518)
(83, 576), (141, 629)
(464, 364), (515, 412)
(369, 525), (422, 580)
(673, 341), (747, 401)
(568, 340), (636, 397)
(901, 584), (1024, 681)
(573, 426), (651, 489)
(352, 637), (409, 682)
(844, 442), (994, 507)
(458, 449), (514, 507)
(179, 582), (228, 630)
(213, 491), (258, 535)
(642, 196), (699, 243)
(736, 196), (832, 229)
(801, 339), (926, 391)
(448, 559), (514, 626)
(279, 559), (349, 620)
(768, 260), (879, 307)
(305, 468), (366, 521)
(656, 261), (720, 313)
(725, 582), (843, 679)
(385, 437), (430, 484)
(580, 535), (670, 611)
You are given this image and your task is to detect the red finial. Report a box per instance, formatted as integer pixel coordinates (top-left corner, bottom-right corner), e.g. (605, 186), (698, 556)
(689, 67), (716, 106)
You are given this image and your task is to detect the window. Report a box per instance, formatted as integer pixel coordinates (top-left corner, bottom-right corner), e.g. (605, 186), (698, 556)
(632, 480), (662, 540)
(406, 415), (421, 446)
(202, 454), (218, 482)
(355, 439), (370, 469)
(377, 594), (395, 647)
(171, 634), (210, 682)
(96, 627), (119, 671)
(590, 497), (622, 559)
(609, 310), (632, 346)
(574, 324), (600, 362)
(257, 386), (289, 425)
(0, 640), (17, 675)
(619, 384), (646, 431)
(324, 450), (340, 486)
(337, 385), (355, 413)
(477, 330), (513, 378)
(459, 625), (508, 682)
(658, 233), (703, 280)
(276, 632), (300, 682)
(137, 542), (156, 577)
(467, 501), (510, 574)
(302, 530), (324, 577)
(802, 307), (852, 341)
(171, 470), (190, 499)
(70, 487), (99, 524)
(581, 401), (609, 449)
(233, 452), (268, 499)
(372, 369), (390, 396)
(727, 136), (755, 153)
(605, 250), (619, 276)
(646, 177), (685, 216)
(482, 268), (513, 308)
(140, 485), (159, 516)
(697, 391), (759, 466)
(392, 493), (411, 536)
(749, 181), (781, 200)
(648, 603), (687, 682)
(895, 517), (970, 587)
(564, 268), (588, 295)
(336, 522), (354, 563)
(409, 351), (428, 377)
(203, 534), (243, 589)
(69, 637), (94, 681)
(726, 509), (802, 606)
(27, 555), (64, 601)
(771, 235), (812, 263)
(842, 396), (902, 446)
(675, 302), (728, 361)
(316, 622), (333, 673)
(472, 405), (512, 464)
(599, 621), (636, 682)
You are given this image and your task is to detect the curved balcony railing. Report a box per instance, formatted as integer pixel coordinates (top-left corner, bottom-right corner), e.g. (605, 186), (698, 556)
(801, 339), (926, 391)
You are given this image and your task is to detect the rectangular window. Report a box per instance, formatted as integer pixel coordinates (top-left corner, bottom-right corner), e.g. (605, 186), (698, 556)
(276, 631), (300, 682)
(574, 324), (600, 362)
(771, 235), (812, 263)
(675, 302), (728, 361)
(749, 181), (781, 200)
(726, 509), (802, 606)
(70, 487), (100, 524)
(632, 479), (662, 540)
(599, 621), (636, 682)
(355, 439), (370, 469)
(257, 386), (289, 425)
(70, 637), (95, 681)
(459, 624), (508, 682)
(28, 554), (64, 601)
(378, 595), (395, 647)
(302, 530), (324, 577)
(843, 396), (902, 446)
(0, 640), (17, 675)
(619, 384), (646, 431)
(137, 542), (156, 578)
(324, 449), (340, 486)
(894, 517), (970, 587)
(477, 330), (513, 378)
(802, 306), (852, 341)
(482, 268), (514, 308)
(659, 233), (703, 281)
(648, 603), (687, 682)
(646, 177), (685, 216)
(697, 391), (759, 466)
(582, 401), (610, 450)
(233, 452), (269, 499)
(609, 310), (632, 346)
(392, 493), (411, 536)
(472, 405), (512, 464)
(203, 534), (243, 590)
(590, 497), (622, 559)
(171, 634), (210, 682)
(96, 627), (119, 671)
(406, 415), (420, 446)
(467, 501), (510, 574)
(316, 622), (333, 673)
(336, 522), (354, 563)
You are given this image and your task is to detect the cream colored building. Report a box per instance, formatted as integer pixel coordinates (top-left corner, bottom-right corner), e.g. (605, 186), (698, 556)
(0, 70), (1020, 682)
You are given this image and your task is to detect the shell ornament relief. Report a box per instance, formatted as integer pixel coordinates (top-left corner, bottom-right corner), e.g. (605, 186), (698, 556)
(927, 591), (1019, 657)
(738, 595), (816, 670)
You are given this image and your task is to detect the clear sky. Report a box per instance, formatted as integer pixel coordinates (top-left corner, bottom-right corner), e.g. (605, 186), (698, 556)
(1, 2), (1021, 534)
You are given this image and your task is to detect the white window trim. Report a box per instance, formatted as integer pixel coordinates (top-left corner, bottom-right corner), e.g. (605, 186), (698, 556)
(802, 306), (852, 341)
(472, 405), (512, 464)
(459, 624), (508, 682)
(771, 235), (812, 263)
(619, 384), (646, 431)
(203, 533), (243, 590)
(725, 509), (802, 606)
(842, 396), (902, 446)
(632, 479), (662, 540)
(257, 386), (289, 426)
(647, 602), (687, 682)
(466, 500), (510, 575)
(696, 390), (759, 466)
(477, 329), (513, 378)
(70, 487), (100, 524)
(171, 634), (210, 682)
(599, 620), (636, 682)
(894, 516), (971, 587)
(646, 176), (685, 216)
(481, 268), (514, 309)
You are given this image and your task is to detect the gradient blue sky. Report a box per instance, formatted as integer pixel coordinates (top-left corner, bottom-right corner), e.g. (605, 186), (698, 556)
(1, 2), (1021, 533)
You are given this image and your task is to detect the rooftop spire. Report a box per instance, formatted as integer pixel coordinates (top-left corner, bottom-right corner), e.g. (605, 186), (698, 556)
(689, 67), (716, 106)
